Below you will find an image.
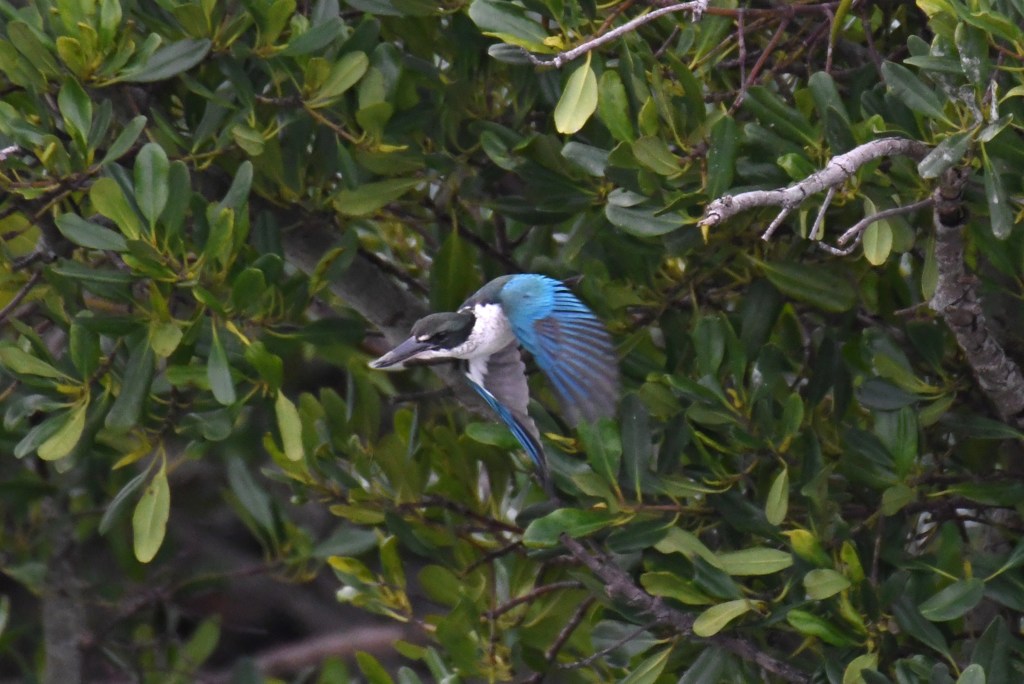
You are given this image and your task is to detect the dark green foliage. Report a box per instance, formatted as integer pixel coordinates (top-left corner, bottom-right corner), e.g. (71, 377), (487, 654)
(1, 0), (1024, 682)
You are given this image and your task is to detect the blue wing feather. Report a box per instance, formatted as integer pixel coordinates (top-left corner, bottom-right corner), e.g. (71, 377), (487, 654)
(498, 275), (619, 424)
(466, 377), (546, 470)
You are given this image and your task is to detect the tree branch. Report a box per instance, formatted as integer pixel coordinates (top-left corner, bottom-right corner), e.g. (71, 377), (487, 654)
(525, 1), (709, 68)
(928, 168), (1024, 427)
(699, 138), (930, 237)
(41, 498), (84, 684)
(560, 535), (809, 683)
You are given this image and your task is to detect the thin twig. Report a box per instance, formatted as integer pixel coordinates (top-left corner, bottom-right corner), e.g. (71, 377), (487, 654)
(835, 197), (934, 245)
(0, 271), (42, 324)
(729, 18), (790, 112)
(486, 580), (583, 619)
(824, 7), (835, 73)
(522, 596), (598, 682)
(556, 622), (654, 671)
(525, 1), (709, 69)
(809, 186), (837, 241)
(737, 9), (747, 87)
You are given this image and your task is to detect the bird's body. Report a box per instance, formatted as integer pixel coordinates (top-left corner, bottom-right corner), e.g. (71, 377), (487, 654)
(370, 274), (619, 475)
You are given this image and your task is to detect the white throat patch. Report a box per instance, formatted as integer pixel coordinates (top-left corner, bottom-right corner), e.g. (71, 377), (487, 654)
(454, 303), (515, 359)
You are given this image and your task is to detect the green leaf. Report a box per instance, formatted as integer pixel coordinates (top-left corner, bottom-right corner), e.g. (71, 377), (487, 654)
(787, 609), (857, 646)
(620, 646), (672, 684)
(971, 617), (1009, 683)
(640, 571), (711, 605)
(633, 136), (680, 176)
(578, 418), (622, 486)
(983, 147), (1014, 239)
(333, 178), (421, 216)
(231, 124), (265, 155)
(418, 565), (462, 606)
(280, 17), (344, 56)
(309, 51), (369, 106)
(134, 142), (169, 227)
(715, 548), (792, 576)
(561, 142), (608, 177)
(105, 336), (155, 433)
(678, 647), (728, 684)
(605, 203), (685, 236)
(430, 230), (478, 312)
(219, 161), (253, 211)
(7, 21), (61, 76)
(90, 177), (144, 240)
(862, 220), (893, 265)
(181, 617), (220, 669)
(742, 86), (817, 146)
(918, 578), (985, 622)
(54, 213), (128, 252)
(655, 527), (721, 567)
(692, 599), (753, 637)
(57, 78), (92, 145)
(275, 391), (305, 462)
(554, 58), (598, 135)
(149, 321), (183, 358)
(468, 0), (548, 51)
(70, 322), (101, 377)
(99, 469), (150, 535)
(804, 568), (851, 600)
(597, 70), (634, 142)
(355, 652), (393, 684)
(207, 324), (236, 406)
(0, 344), (69, 379)
(881, 61), (949, 122)
(956, 664), (985, 684)
(765, 468), (788, 526)
(892, 597), (950, 656)
(760, 260), (856, 312)
(522, 508), (620, 548)
(227, 456), (275, 535)
(881, 483), (917, 516)
(620, 394), (651, 500)
(133, 463), (170, 563)
(37, 402), (87, 461)
(119, 38), (211, 82)
(707, 115), (738, 199)
(843, 653), (879, 684)
(245, 342), (283, 390)
(203, 205), (234, 267)
(917, 132), (969, 179)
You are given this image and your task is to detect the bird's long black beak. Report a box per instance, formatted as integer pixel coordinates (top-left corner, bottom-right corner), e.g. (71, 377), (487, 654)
(368, 336), (433, 370)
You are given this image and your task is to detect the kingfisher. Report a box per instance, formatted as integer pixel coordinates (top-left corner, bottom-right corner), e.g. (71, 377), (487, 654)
(369, 274), (619, 476)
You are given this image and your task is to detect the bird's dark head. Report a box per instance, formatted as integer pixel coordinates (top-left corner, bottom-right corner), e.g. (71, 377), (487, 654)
(369, 312), (476, 369)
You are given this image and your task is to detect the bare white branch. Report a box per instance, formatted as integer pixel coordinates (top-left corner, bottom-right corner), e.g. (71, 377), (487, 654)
(526, 0), (709, 69)
(809, 186), (837, 241)
(700, 137), (930, 237)
(0, 144), (20, 161)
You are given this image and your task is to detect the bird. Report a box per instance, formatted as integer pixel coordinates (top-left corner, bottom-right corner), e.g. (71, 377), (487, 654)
(369, 274), (619, 476)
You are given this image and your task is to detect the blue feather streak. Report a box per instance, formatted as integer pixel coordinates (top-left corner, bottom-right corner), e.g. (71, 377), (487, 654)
(466, 378), (545, 469)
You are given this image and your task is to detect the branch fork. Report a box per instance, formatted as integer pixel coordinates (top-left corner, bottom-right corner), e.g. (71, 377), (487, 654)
(699, 137), (931, 245)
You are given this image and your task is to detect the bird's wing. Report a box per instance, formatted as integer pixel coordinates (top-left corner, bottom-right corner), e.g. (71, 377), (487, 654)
(465, 343), (545, 470)
(503, 279), (619, 425)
